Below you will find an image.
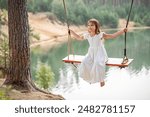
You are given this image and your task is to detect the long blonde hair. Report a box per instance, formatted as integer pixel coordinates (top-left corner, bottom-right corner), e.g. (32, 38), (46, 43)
(87, 18), (101, 34)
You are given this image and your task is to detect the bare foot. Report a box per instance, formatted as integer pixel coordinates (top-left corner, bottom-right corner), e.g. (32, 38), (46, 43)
(100, 81), (105, 87)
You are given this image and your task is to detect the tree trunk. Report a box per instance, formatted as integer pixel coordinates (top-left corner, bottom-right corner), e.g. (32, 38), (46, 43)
(4, 0), (34, 91)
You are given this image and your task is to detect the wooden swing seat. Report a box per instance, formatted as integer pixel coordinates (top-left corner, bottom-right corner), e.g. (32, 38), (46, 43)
(62, 55), (133, 67)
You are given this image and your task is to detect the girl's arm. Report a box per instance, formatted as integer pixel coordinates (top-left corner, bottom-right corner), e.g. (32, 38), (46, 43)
(69, 29), (84, 40)
(103, 28), (127, 39)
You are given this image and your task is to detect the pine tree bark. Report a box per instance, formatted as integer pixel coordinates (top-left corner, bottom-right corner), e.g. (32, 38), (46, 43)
(4, 0), (34, 91)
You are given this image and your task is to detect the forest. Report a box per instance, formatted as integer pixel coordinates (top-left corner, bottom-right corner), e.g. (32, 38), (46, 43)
(0, 0), (150, 27)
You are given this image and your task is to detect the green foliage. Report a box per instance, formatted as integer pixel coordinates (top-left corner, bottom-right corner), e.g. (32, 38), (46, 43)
(0, 11), (8, 77)
(0, 31), (9, 70)
(133, 14), (143, 24)
(0, 9), (8, 25)
(0, 0), (7, 10)
(68, 0), (88, 25)
(1, 0), (150, 27)
(35, 61), (55, 90)
(99, 10), (118, 28)
(29, 26), (40, 42)
(115, 5), (128, 18)
(0, 86), (11, 100)
(27, 0), (54, 13)
(132, 6), (150, 26)
(1, 0), (148, 27)
(51, 0), (65, 23)
(51, 0), (119, 27)
(143, 13), (150, 26)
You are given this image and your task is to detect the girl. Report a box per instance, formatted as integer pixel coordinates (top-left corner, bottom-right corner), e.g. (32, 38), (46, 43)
(69, 18), (127, 87)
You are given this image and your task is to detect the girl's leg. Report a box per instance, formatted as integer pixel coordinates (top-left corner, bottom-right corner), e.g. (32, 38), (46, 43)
(79, 57), (93, 82)
(93, 62), (105, 87)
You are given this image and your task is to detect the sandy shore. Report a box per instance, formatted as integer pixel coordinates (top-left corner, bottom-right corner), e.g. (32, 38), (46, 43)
(28, 12), (87, 48)
(1, 12), (150, 49)
(28, 12), (150, 49)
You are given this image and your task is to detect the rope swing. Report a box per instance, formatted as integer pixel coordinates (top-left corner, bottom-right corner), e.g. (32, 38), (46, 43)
(122, 0), (134, 64)
(62, 0), (74, 60)
(62, 0), (134, 68)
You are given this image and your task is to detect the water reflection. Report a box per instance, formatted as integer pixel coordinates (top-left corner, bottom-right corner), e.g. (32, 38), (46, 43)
(31, 29), (150, 99)
(55, 64), (79, 93)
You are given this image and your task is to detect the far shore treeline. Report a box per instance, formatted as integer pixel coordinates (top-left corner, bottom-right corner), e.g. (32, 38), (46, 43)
(0, 0), (150, 27)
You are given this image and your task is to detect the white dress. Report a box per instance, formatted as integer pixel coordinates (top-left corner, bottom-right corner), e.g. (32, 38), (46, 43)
(79, 32), (108, 84)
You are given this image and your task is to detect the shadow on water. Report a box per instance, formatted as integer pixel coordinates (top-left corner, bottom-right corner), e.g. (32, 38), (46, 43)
(31, 29), (150, 99)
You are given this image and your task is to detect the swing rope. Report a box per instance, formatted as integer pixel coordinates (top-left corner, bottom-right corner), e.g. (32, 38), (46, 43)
(62, 0), (74, 60)
(62, 0), (133, 67)
(122, 0), (134, 64)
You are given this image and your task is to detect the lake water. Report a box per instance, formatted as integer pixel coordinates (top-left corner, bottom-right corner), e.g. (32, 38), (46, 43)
(31, 29), (150, 100)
